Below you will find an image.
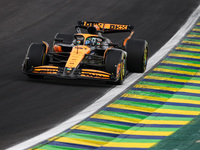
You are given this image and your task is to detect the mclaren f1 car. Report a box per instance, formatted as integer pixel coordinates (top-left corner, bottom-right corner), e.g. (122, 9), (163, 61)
(22, 21), (148, 84)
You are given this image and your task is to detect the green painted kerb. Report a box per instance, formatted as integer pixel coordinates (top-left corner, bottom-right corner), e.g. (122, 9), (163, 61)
(29, 20), (200, 150)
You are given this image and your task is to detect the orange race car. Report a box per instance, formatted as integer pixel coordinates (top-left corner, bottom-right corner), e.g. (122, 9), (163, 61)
(22, 21), (148, 84)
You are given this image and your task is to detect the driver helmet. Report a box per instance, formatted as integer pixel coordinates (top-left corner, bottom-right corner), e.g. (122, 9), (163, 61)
(85, 40), (91, 45)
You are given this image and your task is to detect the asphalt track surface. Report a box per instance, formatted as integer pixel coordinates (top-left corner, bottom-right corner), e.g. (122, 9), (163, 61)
(0, 0), (199, 149)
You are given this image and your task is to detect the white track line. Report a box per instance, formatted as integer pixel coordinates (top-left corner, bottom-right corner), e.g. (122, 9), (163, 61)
(7, 5), (200, 150)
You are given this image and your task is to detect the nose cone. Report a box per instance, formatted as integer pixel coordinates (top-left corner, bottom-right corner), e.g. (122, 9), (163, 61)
(65, 45), (91, 69)
(64, 67), (74, 75)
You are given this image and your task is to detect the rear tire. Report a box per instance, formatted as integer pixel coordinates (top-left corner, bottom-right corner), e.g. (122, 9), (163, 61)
(25, 43), (47, 78)
(105, 50), (126, 85)
(125, 39), (148, 73)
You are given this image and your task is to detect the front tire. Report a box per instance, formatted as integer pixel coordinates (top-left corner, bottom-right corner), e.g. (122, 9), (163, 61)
(105, 50), (126, 85)
(125, 39), (148, 73)
(25, 43), (47, 78)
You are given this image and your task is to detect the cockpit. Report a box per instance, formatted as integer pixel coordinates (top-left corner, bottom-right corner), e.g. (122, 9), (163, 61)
(85, 37), (102, 46)
(73, 35), (104, 47)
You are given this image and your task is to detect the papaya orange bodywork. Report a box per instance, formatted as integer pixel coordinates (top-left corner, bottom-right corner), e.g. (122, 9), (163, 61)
(33, 66), (59, 74)
(76, 33), (98, 42)
(81, 69), (111, 75)
(81, 69), (110, 79)
(65, 45), (90, 68)
(123, 31), (134, 47)
(42, 41), (50, 53)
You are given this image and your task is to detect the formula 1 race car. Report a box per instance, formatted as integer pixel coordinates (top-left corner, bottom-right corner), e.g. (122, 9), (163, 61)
(22, 21), (148, 84)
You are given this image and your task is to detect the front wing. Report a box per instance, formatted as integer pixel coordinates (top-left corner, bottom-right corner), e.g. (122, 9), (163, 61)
(23, 66), (119, 81)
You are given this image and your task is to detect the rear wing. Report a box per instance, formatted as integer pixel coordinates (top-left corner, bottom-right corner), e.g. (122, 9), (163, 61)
(76, 21), (134, 34)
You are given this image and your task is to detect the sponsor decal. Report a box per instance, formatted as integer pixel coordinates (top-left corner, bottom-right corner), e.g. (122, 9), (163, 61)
(83, 22), (128, 30)
(84, 22), (104, 29)
(110, 24), (127, 30)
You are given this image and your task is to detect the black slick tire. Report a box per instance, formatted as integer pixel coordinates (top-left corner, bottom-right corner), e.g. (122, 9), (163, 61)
(26, 43), (46, 78)
(105, 50), (126, 85)
(125, 39), (148, 73)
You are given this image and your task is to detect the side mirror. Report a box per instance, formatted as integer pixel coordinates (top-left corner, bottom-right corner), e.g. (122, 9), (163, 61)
(54, 38), (63, 42)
